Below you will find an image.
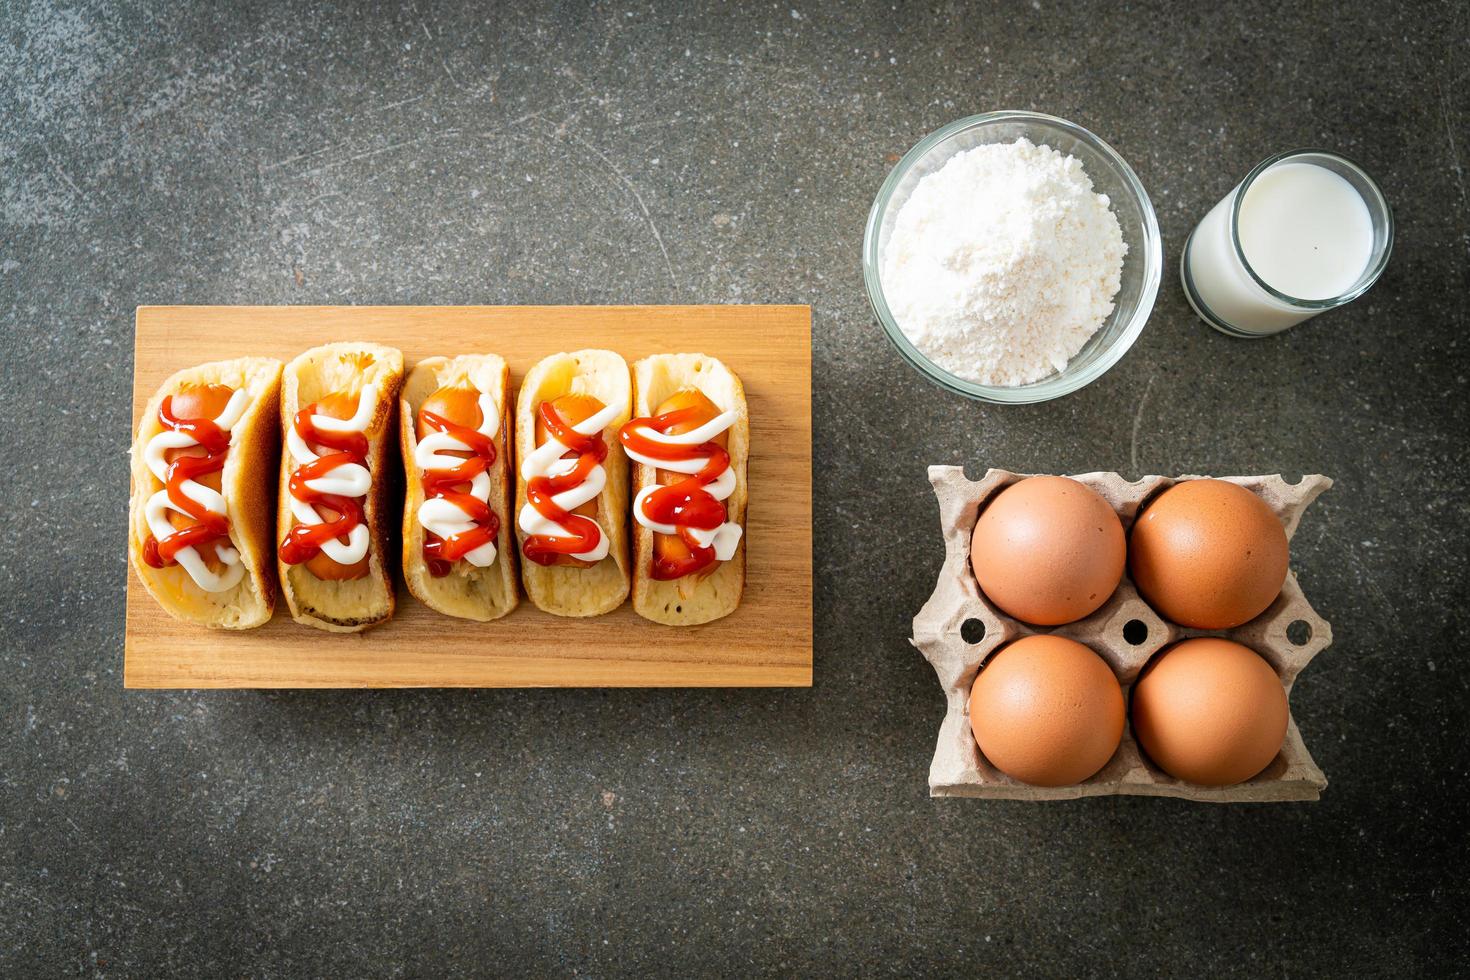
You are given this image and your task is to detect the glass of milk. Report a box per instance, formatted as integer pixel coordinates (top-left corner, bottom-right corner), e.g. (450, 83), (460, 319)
(1181, 150), (1392, 337)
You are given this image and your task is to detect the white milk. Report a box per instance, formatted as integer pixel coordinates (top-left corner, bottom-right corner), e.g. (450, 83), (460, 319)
(1182, 154), (1386, 337)
(1238, 163), (1372, 300)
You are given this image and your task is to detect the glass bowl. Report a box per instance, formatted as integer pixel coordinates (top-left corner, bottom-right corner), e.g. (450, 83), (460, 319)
(862, 111), (1162, 404)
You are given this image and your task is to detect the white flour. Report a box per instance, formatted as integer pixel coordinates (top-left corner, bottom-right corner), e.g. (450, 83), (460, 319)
(881, 138), (1126, 387)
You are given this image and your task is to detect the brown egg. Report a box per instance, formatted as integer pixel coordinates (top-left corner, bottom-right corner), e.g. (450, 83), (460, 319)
(1131, 638), (1289, 786)
(970, 476), (1126, 626)
(968, 634), (1125, 787)
(1129, 479), (1289, 629)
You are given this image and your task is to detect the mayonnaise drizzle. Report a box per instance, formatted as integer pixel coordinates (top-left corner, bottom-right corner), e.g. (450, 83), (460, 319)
(623, 408), (743, 561)
(414, 365), (500, 568)
(285, 384), (377, 566)
(517, 399), (624, 562)
(143, 388), (251, 593)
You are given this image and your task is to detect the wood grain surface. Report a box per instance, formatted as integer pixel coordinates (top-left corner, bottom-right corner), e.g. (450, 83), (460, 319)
(126, 305), (812, 688)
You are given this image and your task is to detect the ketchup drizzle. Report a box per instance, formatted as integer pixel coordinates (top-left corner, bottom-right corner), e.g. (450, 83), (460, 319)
(279, 404), (369, 565)
(142, 396), (233, 569)
(618, 406), (729, 580)
(522, 402), (608, 566)
(419, 409), (500, 578)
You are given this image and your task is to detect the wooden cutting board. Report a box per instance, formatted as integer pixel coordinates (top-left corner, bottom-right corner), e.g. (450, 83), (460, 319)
(126, 305), (812, 688)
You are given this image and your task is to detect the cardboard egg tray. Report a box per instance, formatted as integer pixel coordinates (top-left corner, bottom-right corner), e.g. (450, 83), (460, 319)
(912, 467), (1334, 802)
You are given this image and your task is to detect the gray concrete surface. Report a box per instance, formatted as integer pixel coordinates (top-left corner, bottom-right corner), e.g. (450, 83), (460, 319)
(2, 1), (1467, 976)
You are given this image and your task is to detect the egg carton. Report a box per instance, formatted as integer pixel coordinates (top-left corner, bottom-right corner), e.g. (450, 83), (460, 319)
(913, 467), (1334, 802)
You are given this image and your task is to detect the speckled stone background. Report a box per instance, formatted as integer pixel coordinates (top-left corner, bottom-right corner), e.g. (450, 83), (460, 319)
(2, 1), (1467, 976)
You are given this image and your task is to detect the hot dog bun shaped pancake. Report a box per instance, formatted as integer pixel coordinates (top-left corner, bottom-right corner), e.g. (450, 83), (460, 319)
(628, 354), (748, 626)
(277, 342), (403, 633)
(514, 349), (630, 617)
(400, 354), (518, 622)
(128, 357), (283, 630)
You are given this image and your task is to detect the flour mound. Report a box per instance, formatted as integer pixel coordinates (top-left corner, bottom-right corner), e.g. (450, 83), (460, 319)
(881, 138), (1127, 387)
